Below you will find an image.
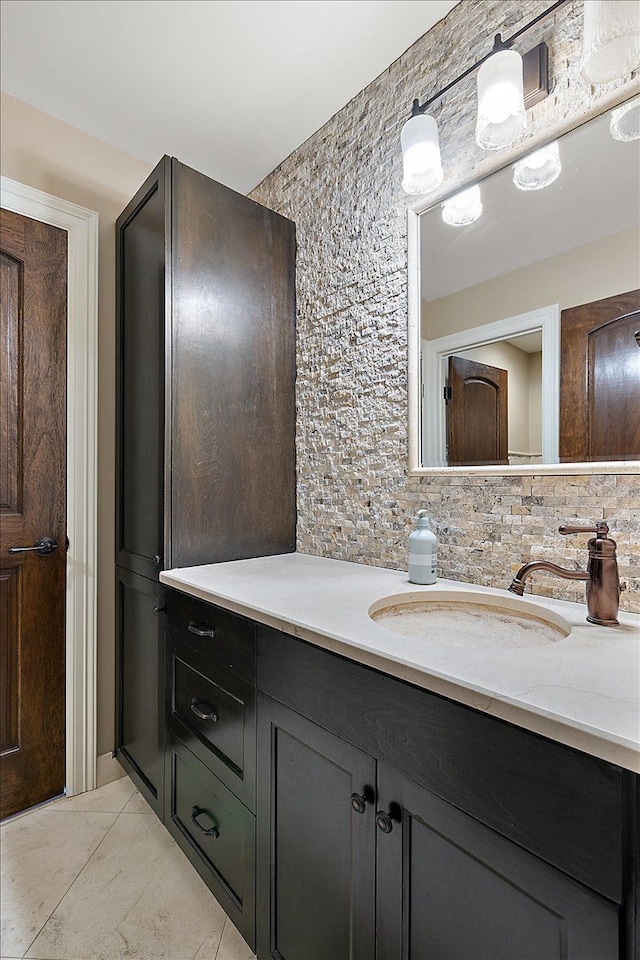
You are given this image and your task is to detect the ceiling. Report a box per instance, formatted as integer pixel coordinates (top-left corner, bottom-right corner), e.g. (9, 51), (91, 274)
(0, 0), (458, 194)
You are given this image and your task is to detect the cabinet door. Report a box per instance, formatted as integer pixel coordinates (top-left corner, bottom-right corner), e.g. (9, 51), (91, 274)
(257, 695), (376, 960)
(376, 764), (619, 960)
(116, 157), (169, 580)
(170, 161), (296, 568)
(115, 567), (164, 817)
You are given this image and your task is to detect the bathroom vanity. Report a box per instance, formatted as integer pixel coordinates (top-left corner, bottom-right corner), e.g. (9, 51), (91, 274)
(156, 553), (639, 960)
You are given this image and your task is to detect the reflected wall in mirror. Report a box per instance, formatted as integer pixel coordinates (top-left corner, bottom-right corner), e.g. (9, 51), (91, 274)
(416, 100), (640, 471)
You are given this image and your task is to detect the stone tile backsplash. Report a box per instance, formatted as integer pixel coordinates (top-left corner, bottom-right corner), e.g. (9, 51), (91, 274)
(250, 0), (639, 612)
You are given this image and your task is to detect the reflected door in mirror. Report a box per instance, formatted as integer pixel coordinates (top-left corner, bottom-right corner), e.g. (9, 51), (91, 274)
(447, 356), (509, 466)
(560, 290), (640, 462)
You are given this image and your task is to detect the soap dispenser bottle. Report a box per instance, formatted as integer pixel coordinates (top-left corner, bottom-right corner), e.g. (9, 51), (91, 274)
(408, 510), (438, 585)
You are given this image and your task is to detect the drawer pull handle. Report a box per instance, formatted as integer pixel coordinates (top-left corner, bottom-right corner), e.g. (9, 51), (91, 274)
(187, 621), (218, 638)
(190, 699), (219, 723)
(190, 805), (219, 838)
(350, 786), (374, 814)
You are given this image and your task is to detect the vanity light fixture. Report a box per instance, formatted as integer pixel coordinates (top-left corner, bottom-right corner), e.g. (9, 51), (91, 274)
(475, 38), (526, 150)
(441, 184), (483, 225)
(400, 0), (565, 194)
(401, 109), (444, 196)
(581, 0), (640, 84)
(610, 95), (640, 141)
(513, 140), (562, 190)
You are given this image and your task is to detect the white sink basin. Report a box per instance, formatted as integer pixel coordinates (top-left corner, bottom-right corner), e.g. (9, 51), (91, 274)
(369, 590), (571, 650)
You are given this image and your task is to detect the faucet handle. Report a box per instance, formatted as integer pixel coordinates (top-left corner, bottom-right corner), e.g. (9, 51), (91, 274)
(559, 521), (609, 538)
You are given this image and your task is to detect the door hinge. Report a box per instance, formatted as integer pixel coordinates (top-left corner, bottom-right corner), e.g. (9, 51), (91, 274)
(443, 386), (452, 402)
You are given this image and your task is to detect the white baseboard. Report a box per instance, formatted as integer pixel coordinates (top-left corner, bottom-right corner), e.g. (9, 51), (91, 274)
(96, 752), (126, 788)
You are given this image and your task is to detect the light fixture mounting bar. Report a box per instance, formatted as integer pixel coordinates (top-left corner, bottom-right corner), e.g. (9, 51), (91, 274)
(411, 0), (569, 117)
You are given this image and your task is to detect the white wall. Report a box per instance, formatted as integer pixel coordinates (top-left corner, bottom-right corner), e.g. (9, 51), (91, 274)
(422, 226), (640, 339)
(1, 91), (153, 756)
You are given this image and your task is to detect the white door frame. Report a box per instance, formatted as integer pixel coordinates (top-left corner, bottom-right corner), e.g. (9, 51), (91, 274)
(1, 176), (98, 796)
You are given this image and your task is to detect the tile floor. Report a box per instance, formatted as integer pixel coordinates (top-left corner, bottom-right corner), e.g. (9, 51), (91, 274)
(1, 776), (256, 960)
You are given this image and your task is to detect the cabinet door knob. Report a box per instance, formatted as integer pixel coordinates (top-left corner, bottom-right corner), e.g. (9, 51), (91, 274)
(350, 786), (374, 814)
(376, 803), (401, 833)
(190, 699), (219, 722)
(190, 806), (219, 838)
(187, 621), (218, 638)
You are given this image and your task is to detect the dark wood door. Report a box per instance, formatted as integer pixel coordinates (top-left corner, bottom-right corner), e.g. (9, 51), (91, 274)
(560, 289), (640, 462)
(0, 208), (67, 819)
(115, 567), (164, 818)
(447, 355), (508, 466)
(375, 763), (618, 960)
(256, 694), (376, 960)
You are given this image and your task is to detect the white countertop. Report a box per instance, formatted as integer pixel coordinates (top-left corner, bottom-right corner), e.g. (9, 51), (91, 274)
(160, 553), (640, 773)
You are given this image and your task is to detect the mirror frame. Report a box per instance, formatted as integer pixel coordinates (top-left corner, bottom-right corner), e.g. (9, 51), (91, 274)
(407, 90), (640, 477)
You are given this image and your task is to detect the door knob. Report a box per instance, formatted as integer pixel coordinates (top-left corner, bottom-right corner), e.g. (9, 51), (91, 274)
(8, 536), (59, 556)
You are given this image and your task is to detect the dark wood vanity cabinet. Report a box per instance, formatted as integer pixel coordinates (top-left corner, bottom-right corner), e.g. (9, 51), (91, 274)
(155, 589), (637, 959)
(256, 625), (636, 960)
(114, 157), (295, 815)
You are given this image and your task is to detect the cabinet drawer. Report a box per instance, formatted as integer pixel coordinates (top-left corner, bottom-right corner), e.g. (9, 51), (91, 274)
(165, 587), (256, 682)
(167, 637), (255, 808)
(165, 732), (255, 948)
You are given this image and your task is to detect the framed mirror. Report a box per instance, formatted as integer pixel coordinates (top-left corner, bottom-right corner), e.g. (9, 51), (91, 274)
(408, 96), (640, 475)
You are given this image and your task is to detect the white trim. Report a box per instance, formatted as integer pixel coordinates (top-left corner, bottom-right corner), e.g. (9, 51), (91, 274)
(422, 305), (560, 467)
(1, 176), (99, 796)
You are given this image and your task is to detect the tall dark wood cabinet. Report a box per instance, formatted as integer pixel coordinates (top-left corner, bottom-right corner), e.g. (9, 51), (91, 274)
(115, 157), (296, 815)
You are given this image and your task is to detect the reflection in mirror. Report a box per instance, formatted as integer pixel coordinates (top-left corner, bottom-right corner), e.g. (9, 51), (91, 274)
(418, 101), (640, 469)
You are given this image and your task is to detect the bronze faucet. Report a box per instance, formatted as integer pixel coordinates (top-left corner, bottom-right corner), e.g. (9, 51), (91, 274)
(508, 521), (625, 626)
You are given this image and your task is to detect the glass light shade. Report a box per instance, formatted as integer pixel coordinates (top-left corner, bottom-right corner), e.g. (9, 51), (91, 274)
(441, 185), (483, 226)
(581, 0), (640, 84)
(401, 113), (444, 195)
(475, 48), (526, 150)
(610, 96), (640, 141)
(513, 141), (562, 190)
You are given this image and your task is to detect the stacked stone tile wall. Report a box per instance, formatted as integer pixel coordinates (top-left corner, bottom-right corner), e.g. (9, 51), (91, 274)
(250, 0), (640, 612)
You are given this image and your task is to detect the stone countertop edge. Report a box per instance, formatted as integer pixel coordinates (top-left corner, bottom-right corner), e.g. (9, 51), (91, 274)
(160, 552), (640, 774)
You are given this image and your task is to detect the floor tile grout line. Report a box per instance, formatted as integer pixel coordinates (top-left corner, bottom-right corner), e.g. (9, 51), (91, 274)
(19, 803), (130, 959)
(189, 913), (227, 960)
